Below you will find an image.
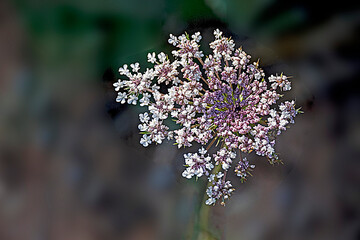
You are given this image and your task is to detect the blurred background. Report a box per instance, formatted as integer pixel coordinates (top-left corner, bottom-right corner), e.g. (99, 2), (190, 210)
(0, 0), (359, 239)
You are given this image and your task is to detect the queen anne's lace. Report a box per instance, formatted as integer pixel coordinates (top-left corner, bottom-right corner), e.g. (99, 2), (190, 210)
(114, 29), (301, 205)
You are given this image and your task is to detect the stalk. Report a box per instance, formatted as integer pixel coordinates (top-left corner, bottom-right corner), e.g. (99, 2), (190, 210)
(196, 164), (222, 240)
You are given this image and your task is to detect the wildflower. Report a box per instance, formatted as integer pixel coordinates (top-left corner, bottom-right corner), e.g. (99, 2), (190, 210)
(147, 52), (156, 63)
(138, 123), (148, 132)
(118, 64), (130, 76)
(113, 79), (125, 91)
(214, 29), (222, 38)
(157, 52), (166, 63)
(114, 29), (301, 205)
(116, 92), (127, 104)
(140, 134), (151, 147)
(139, 112), (150, 123)
(139, 94), (151, 106)
(192, 32), (202, 42)
(130, 62), (140, 72)
(168, 34), (178, 46)
(127, 94), (137, 105)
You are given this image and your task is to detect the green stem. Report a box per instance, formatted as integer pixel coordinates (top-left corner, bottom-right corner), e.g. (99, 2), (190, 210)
(196, 164), (222, 240)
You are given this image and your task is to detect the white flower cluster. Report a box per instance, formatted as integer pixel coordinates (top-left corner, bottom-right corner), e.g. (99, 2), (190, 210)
(113, 29), (301, 206)
(182, 147), (214, 179)
(213, 148), (237, 171)
(269, 74), (292, 91)
(206, 172), (234, 206)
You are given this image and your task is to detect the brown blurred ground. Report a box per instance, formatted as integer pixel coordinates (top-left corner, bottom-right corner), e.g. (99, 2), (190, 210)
(0, 0), (359, 240)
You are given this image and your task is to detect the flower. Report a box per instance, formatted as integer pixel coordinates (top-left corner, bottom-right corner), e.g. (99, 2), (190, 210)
(214, 29), (222, 38)
(116, 92), (127, 104)
(139, 112), (150, 123)
(113, 79), (125, 91)
(147, 52), (156, 63)
(118, 64), (130, 76)
(114, 29), (301, 205)
(157, 52), (166, 63)
(127, 94), (138, 105)
(168, 34), (178, 46)
(192, 32), (202, 42)
(140, 93), (151, 106)
(130, 62), (140, 72)
(140, 134), (151, 147)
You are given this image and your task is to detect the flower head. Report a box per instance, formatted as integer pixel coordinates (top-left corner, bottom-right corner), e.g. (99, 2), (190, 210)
(114, 29), (301, 205)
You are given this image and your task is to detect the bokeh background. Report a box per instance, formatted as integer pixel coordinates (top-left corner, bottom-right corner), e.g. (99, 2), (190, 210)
(0, 0), (359, 239)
